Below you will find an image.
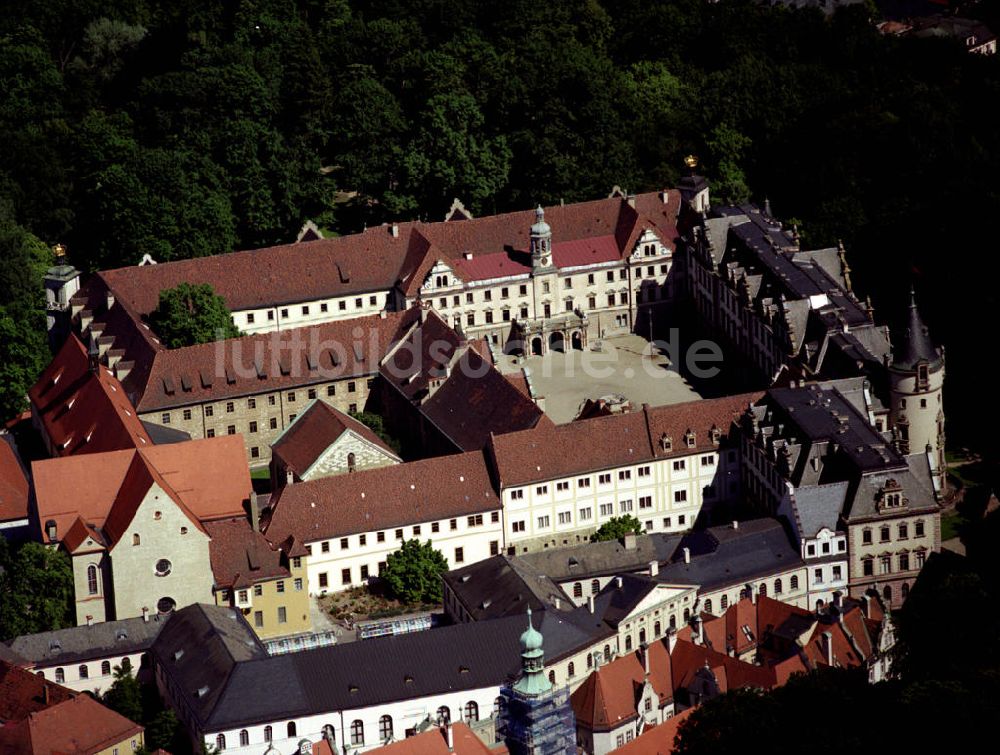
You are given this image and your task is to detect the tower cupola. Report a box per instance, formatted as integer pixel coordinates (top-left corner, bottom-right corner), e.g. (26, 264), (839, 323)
(530, 206), (552, 269)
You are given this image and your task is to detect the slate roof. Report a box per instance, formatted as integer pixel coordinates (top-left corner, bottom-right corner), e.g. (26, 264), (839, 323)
(263, 450), (500, 544)
(28, 335), (152, 455)
(788, 482), (850, 538)
(657, 519), (804, 591)
(154, 607), (607, 731)
(7, 614), (167, 667)
(443, 556), (571, 621)
(518, 534), (682, 582)
(893, 289), (942, 371)
(0, 437), (28, 524)
(271, 398), (400, 477)
(32, 435), (251, 546)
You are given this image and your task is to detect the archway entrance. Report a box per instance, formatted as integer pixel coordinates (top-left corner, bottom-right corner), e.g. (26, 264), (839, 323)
(549, 331), (564, 352)
(531, 337), (543, 356)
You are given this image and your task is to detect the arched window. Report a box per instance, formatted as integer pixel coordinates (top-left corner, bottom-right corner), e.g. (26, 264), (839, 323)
(264, 726), (272, 742)
(625, 635), (633, 651)
(669, 615), (677, 630)
(216, 734), (226, 751)
(347, 452), (356, 473)
(704, 599), (713, 614)
(101, 661), (111, 676)
(287, 722), (296, 738)
(437, 706), (450, 724)
(591, 579), (600, 594)
(322, 724), (335, 743)
(883, 585), (893, 603)
(721, 595), (729, 610)
(654, 621), (661, 637)
(379, 715), (393, 741)
(790, 576), (799, 590)
(573, 582), (583, 598)
(639, 628), (646, 644)
(78, 664), (88, 679)
(351, 720), (364, 746)
(683, 608), (690, 621)
(87, 565), (99, 595)
(816, 599), (825, 611)
(55, 668), (64, 683)
(239, 730), (249, 746)
(132, 533), (140, 546)
(121, 657), (132, 672)
(774, 579), (783, 595)
(759, 583), (767, 598)
(568, 661), (575, 677)
(548, 670), (556, 684)
(465, 701), (479, 722)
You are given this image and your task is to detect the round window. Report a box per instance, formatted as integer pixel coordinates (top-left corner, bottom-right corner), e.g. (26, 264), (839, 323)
(155, 559), (172, 577)
(157, 597), (176, 614)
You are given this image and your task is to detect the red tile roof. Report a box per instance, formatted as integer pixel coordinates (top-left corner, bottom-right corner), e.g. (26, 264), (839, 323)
(365, 723), (496, 754)
(205, 518), (291, 590)
(0, 438), (28, 524)
(32, 435), (251, 545)
(128, 308), (419, 413)
(551, 235), (621, 269)
(28, 335), (152, 455)
(0, 689), (143, 754)
(264, 450), (500, 543)
(0, 659), (76, 723)
(571, 641), (673, 731)
(643, 392), (764, 460)
(670, 638), (777, 696)
(272, 399), (400, 476)
(613, 708), (695, 755)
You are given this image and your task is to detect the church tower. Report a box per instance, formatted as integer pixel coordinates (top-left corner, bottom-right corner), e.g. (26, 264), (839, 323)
(889, 288), (945, 493)
(530, 206), (553, 271)
(497, 609), (576, 755)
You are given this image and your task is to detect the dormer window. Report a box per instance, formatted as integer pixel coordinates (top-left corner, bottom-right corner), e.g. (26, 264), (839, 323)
(878, 479), (906, 511)
(709, 425), (721, 444)
(684, 430), (696, 448)
(660, 434), (672, 452)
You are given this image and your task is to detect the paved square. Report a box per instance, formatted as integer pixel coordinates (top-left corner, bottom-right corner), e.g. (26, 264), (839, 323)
(496, 334), (704, 424)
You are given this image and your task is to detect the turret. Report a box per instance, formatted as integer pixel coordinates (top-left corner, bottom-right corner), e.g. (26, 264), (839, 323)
(889, 288), (945, 493)
(677, 155), (710, 214)
(530, 206), (553, 270)
(513, 608), (551, 696)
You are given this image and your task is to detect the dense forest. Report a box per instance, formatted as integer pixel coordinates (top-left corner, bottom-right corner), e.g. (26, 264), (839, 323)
(1, 0), (998, 460)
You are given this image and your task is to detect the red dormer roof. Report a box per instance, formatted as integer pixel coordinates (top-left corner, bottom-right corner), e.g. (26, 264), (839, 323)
(572, 641), (673, 731)
(29, 335), (152, 455)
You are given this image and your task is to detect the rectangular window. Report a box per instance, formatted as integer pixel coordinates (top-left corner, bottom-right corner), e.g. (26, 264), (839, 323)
(466, 292), (474, 304)
(247, 313), (256, 324)
(182, 409), (192, 421)
(340, 538), (349, 550)
(302, 305), (310, 316)
(556, 481), (569, 492)
(455, 547), (464, 563)
(292, 556), (301, 568)
(161, 413), (170, 424)
(319, 572), (328, 587)
(294, 578), (303, 591)
(287, 392), (295, 403)
(511, 489), (524, 500)
(512, 520), (526, 532)
(599, 473), (612, 485)
(490, 540), (499, 556)
(276, 581), (285, 593)
(250, 446), (259, 458)
(339, 300), (346, 311)
(467, 514), (483, 527)
(620, 499), (633, 513)
(327, 385), (336, 396)
(269, 417), (278, 429)
(268, 395), (276, 406)
(672, 460), (686, 471)
(321, 303), (328, 312)
(674, 490), (688, 503)
(491, 511), (500, 523)
(254, 611), (263, 628)
(254, 584), (263, 597)
(600, 503), (613, 517)
(249, 421), (258, 433)
(342, 568), (352, 585)
(321, 541), (330, 553)
(639, 496), (653, 509)
(579, 507), (592, 520)
(432, 522), (440, 533)
(226, 401), (234, 413)
(638, 466), (650, 478)
(663, 517), (672, 528)
(355, 298), (362, 308)
(308, 388), (317, 399)
(519, 285), (528, 296)
(278, 607), (287, 624)
(413, 525), (421, 536)
(537, 515), (550, 528)
(359, 534), (366, 546)
(206, 429), (215, 438)
(348, 381), (356, 393)
(558, 511), (572, 525)
(360, 565), (369, 580)
(395, 529), (404, 540)
(227, 425), (236, 435)
(578, 477), (591, 488)
(536, 485), (548, 495)
(205, 406), (214, 417)
(377, 531), (385, 542)
(701, 455), (715, 466)
(281, 308), (289, 318)
(450, 518), (457, 530)
(619, 470), (631, 481)
(268, 310), (275, 320)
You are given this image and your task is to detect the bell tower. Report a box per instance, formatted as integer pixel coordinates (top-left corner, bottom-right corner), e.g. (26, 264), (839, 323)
(889, 288), (945, 493)
(530, 206), (553, 271)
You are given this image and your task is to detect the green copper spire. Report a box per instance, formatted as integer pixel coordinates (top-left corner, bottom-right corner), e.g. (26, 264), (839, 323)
(513, 608), (552, 696)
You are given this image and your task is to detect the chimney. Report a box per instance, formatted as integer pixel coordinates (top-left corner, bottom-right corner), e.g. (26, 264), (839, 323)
(660, 190), (670, 204)
(141, 607), (148, 623)
(616, 576), (623, 589)
(249, 491), (260, 532)
(649, 560), (659, 577)
(750, 584), (758, 605)
(643, 644), (651, 675)
(106, 291), (115, 310)
(623, 532), (637, 550)
(588, 595), (595, 614)
(86, 615), (93, 626)
(285, 468), (294, 486)
(683, 547), (691, 564)
(693, 615), (704, 645)
(390, 223), (399, 238)
(553, 596), (561, 610)
(822, 631), (834, 666)
(865, 593), (875, 618)
(732, 520), (739, 530)
(42, 683), (49, 705)
(444, 721), (454, 750)
(833, 591), (843, 611)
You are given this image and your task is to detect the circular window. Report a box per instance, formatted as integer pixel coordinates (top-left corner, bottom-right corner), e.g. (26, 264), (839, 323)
(157, 597), (176, 614)
(155, 559), (172, 576)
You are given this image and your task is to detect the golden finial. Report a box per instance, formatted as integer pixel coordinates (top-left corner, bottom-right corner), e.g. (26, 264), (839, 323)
(684, 155), (699, 169)
(53, 243), (67, 259)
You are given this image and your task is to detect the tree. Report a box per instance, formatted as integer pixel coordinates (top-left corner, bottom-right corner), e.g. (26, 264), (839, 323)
(348, 411), (402, 455)
(144, 709), (181, 752)
(0, 539), (75, 640)
(148, 283), (240, 348)
(102, 664), (143, 723)
(381, 539), (449, 604)
(590, 515), (644, 543)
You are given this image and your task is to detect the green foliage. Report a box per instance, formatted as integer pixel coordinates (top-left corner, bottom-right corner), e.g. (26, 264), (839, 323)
(148, 282), (240, 349)
(144, 709), (182, 752)
(0, 539), (75, 641)
(102, 664), (143, 723)
(590, 514), (644, 543)
(381, 539), (449, 605)
(348, 411), (402, 455)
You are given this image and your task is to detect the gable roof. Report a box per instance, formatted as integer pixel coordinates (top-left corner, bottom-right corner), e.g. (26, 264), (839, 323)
(443, 555), (571, 621)
(0, 693), (143, 755)
(271, 399), (400, 476)
(28, 335), (152, 455)
(205, 518), (291, 590)
(366, 723), (496, 755)
(571, 640), (673, 731)
(264, 450), (500, 544)
(7, 614), (168, 667)
(0, 659), (76, 723)
(32, 435), (251, 545)
(0, 437), (29, 524)
(613, 708), (694, 755)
